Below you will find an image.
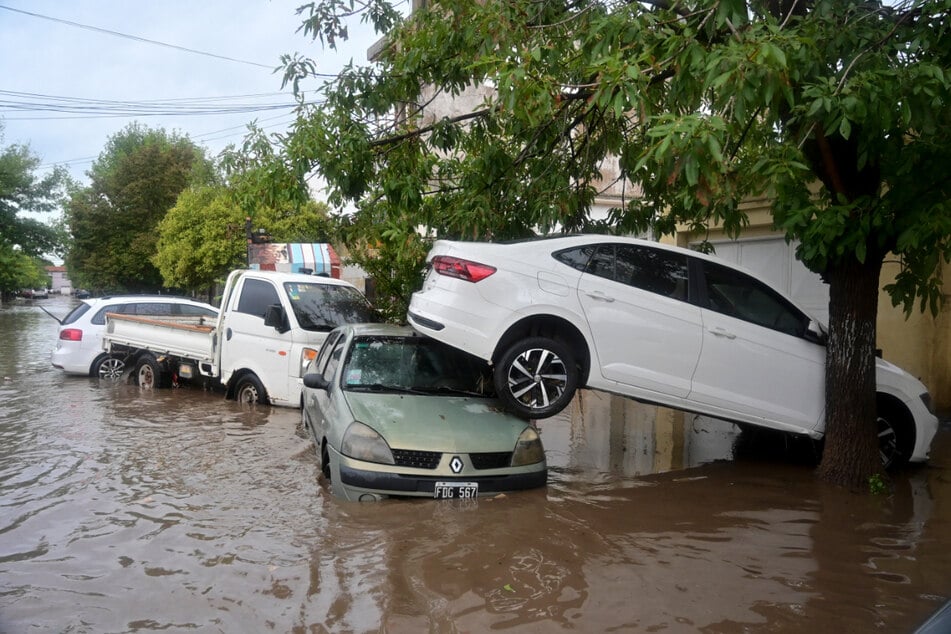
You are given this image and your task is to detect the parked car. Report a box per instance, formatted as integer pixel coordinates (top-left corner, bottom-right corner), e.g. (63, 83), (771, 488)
(32, 288), (49, 299)
(51, 296), (218, 379)
(407, 235), (940, 468)
(301, 323), (547, 501)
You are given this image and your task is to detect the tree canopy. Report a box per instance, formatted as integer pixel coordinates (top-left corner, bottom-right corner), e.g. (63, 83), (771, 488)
(269, 0), (951, 488)
(0, 125), (71, 295)
(65, 123), (217, 293)
(153, 183), (333, 296)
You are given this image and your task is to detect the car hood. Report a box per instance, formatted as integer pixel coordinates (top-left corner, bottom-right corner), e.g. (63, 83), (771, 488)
(343, 392), (531, 452)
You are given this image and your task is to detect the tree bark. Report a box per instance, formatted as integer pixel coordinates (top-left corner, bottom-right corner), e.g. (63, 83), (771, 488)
(816, 255), (884, 490)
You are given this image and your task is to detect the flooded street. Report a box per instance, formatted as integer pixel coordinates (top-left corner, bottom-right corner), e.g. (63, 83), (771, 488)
(2, 295), (950, 633)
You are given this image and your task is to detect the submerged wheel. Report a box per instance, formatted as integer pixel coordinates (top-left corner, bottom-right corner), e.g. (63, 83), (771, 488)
(493, 336), (578, 419)
(92, 355), (125, 380)
(877, 403), (914, 469)
(135, 355), (166, 389)
(234, 374), (267, 405)
(320, 442), (331, 481)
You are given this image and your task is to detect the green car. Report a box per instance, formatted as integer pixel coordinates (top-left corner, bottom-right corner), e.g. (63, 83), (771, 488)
(301, 323), (547, 501)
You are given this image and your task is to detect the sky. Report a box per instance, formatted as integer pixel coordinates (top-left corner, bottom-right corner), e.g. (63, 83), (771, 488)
(0, 0), (382, 186)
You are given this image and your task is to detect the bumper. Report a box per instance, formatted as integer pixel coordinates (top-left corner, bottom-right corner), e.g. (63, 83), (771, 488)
(407, 289), (502, 362)
(330, 447), (547, 501)
(909, 396), (940, 463)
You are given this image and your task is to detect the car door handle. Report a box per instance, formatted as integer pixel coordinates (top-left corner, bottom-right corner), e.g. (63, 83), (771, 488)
(709, 327), (736, 339)
(585, 290), (615, 302)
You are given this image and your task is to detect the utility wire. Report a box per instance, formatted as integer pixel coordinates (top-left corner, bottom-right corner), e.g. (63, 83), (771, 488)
(0, 3), (276, 69)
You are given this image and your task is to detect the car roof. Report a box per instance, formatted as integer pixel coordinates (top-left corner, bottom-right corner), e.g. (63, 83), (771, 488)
(85, 295), (216, 308)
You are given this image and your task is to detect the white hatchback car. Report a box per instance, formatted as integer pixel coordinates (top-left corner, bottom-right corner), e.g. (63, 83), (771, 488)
(408, 235), (939, 467)
(51, 296), (218, 379)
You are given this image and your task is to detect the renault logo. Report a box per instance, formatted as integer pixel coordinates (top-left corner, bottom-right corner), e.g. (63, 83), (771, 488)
(449, 456), (464, 474)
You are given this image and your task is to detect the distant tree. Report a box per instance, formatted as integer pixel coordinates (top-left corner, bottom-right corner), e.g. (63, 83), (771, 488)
(0, 125), (71, 296)
(153, 181), (332, 295)
(65, 123), (217, 293)
(270, 0), (951, 489)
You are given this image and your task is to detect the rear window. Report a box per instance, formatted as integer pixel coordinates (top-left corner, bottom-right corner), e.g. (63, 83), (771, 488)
(61, 302), (92, 326)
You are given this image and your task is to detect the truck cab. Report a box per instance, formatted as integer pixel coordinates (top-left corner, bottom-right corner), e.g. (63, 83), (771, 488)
(215, 270), (378, 407)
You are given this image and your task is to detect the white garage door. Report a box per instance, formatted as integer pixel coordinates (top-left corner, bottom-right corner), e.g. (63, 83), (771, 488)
(702, 237), (830, 325)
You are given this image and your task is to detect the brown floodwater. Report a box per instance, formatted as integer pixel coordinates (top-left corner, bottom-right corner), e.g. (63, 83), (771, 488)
(1, 295), (949, 633)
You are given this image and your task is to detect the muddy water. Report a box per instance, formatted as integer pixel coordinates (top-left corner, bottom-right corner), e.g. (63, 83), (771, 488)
(2, 295), (950, 633)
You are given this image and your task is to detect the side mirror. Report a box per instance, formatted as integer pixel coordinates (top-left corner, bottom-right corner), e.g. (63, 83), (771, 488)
(805, 320), (827, 345)
(303, 373), (329, 390)
(264, 304), (289, 333)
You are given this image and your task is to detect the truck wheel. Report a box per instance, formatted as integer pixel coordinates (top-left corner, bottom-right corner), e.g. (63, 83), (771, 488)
(235, 374), (267, 405)
(92, 354), (125, 380)
(135, 355), (167, 389)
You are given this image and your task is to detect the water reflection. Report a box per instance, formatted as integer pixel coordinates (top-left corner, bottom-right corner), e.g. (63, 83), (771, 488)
(0, 296), (949, 632)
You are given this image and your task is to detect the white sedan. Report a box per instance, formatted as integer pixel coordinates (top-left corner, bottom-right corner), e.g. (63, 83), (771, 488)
(408, 235), (939, 468)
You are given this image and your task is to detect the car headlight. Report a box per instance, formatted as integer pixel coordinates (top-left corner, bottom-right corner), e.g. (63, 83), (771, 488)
(341, 422), (395, 465)
(511, 426), (545, 466)
(921, 392), (935, 415)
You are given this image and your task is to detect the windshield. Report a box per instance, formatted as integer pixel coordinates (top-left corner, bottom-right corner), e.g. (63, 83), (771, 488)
(342, 335), (494, 396)
(284, 282), (378, 331)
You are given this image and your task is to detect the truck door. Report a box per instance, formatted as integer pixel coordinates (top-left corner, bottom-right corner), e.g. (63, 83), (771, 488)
(220, 276), (294, 403)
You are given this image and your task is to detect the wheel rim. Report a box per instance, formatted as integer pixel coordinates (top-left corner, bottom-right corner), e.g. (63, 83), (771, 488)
(877, 415), (899, 468)
(237, 383), (260, 403)
(506, 347), (568, 411)
(98, 357), (125, 380)
(137, 363), (156, 389)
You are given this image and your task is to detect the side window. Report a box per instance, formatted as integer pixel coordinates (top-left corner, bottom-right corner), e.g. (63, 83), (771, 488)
(553, 245), (596, 272)
(321, 337), (347, 382)
(132, 302), (173, 316)
(236, 279), (281, 318)
(177, 304), (217, 318)
(582, 243), (689, 301)
(701, 262), (809, 337)
(311, 331), (342, 376)
(92, 303), (126, 325)
(615, 245), (688, 301)
(586, 244), (617, 280)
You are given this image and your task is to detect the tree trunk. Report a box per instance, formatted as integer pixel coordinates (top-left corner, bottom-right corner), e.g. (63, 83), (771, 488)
(816, 256), (883, 490)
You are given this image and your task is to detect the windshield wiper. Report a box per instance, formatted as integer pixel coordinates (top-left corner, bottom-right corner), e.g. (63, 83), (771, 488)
(413, 386), (487, 397)
(348, 383), (426, 395)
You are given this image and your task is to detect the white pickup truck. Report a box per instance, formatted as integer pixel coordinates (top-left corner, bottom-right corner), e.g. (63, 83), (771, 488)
(102, 269), (377, 407)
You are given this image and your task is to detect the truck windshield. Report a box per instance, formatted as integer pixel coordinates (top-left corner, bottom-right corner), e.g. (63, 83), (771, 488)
(284, 282), (378, 332)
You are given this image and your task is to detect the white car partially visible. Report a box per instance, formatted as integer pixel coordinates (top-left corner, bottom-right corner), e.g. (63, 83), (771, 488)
(51, 296), (218, 379)
(408, 235), (939, 468)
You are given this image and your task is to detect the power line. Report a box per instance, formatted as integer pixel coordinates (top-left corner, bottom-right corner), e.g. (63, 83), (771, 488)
(0, 3), (277, 69)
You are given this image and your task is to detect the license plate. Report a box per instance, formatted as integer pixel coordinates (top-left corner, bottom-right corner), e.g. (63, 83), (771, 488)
(434, 482), (479, 499)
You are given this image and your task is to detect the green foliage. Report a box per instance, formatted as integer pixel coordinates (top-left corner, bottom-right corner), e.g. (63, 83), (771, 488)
(868, 473), (887, 496)
(153, 181), (333, 293)
(65, 123), (217, 293)
(0, 246), (50, 294)
(0, 125), (72, 295)
(266, 0), (951, 319)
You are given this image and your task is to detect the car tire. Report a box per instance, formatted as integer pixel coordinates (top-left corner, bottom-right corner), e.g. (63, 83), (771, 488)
(320, 441), (332, 481)
(92, 354), (125, 380)
(878, 404), (914, 469)
(234, 374), (267, 405)
(135, 355), (167, 389)
(494, 336), (578, 419)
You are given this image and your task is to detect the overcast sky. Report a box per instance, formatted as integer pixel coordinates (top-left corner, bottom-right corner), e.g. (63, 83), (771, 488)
(0, 0), (381, 186)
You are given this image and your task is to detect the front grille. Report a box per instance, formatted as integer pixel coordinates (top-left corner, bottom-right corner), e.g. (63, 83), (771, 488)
(392, 449), (441, 470)
(470, 452), (512, 470)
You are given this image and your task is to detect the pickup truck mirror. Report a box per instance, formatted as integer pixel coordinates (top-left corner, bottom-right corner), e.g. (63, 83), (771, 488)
(264, 304), (289, 333)
(303, 373), (329, 390)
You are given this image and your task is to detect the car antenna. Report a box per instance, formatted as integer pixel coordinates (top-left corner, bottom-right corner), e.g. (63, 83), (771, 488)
(35, 304), (64, 325)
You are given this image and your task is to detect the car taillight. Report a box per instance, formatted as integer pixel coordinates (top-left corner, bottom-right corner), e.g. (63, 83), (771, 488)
(431, 256), (497, 283)
(60, 328), (83, 342)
